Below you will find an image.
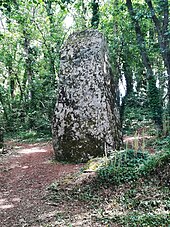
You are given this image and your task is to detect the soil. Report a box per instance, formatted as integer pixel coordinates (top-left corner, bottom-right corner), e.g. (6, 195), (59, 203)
(0, 141), (82, 227)
(1, 138), (169, 226)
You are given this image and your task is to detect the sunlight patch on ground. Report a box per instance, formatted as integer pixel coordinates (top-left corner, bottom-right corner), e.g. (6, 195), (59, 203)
(39, 210), (56, 220)
(22, 165), (29, 169)
(9, 163), (20, 169)
(11, 197), (21, 202)
(0, 198), (14, 210)
(0, 197), (21, 210)
(0, 204), (14, 209)
(17, 147), (47, 154)
(0, 198), (7, 205)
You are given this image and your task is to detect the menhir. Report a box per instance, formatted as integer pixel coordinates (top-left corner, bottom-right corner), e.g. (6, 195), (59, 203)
(52, 30), (122, 162)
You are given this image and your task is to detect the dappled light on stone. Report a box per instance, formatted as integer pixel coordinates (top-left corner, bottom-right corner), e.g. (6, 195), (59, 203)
(52, 29), (122, 162)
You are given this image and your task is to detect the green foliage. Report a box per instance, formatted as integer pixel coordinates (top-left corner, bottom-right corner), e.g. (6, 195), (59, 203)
(98, 142), (170, 185)
(155, 136), (170, 149)
(0, 0), (65, 135)
(140, 148), (170, 177)
(6, 130), (51, 143)
(0, 0), (169, 138)
(98, 149), (149, 184)
(123, 92), (153, 134)
(111, 212), (170, 227)
(148, 76), (163, 130)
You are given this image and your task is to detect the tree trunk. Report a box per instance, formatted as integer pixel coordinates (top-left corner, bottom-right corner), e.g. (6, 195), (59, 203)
(126, 0), (163, 131)
(23, 30), (35, 128)
(91, 0), (100, 28)
(44, 0), (56, 84)
(145, 0), (170, 119)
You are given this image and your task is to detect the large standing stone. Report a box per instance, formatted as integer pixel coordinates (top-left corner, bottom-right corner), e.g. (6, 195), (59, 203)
(52, 30), (122, 162)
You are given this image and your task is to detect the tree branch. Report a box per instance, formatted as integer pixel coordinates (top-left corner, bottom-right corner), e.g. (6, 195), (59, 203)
(145, 0), (161, 35)
(126, 0), (153, 78)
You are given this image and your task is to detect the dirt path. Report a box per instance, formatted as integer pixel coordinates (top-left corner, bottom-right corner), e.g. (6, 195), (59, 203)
(0, 142), (82, 227)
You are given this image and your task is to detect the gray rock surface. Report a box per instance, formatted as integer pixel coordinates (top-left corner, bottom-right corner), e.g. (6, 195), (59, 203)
(52, 30), (122, 162)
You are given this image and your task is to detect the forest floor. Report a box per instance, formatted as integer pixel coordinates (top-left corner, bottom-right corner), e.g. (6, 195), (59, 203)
(0, 139), (169, 227)
(0, 141), (82, 227)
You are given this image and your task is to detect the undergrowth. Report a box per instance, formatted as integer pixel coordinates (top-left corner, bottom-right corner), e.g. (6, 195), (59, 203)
(47, 136), (170, 226)
(5, 130), (51, 143)
(97, 149), (149, 184)
(97, 148), (170, 186)
(98, 212), (170, 226)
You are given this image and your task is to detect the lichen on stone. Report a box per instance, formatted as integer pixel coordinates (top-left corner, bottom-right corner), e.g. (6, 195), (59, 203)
(52, 29), (122, 163)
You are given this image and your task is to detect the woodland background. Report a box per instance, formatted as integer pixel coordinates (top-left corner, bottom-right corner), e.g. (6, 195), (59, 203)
(0, 0), (169, 138)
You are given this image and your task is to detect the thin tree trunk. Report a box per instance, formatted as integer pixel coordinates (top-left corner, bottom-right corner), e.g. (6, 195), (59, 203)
(44, 0), (56, 84)
(145, 0), (170, 118)
(23, 30), (34, 101)
(23, 29), (35, 128)
(126, 0), (163, 131)
(91, 0), (100, 28)
(8, 64), (15, 99)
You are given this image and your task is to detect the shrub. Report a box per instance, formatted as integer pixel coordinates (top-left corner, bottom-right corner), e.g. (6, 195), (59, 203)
(116, 212), (170, 227)
(97, 147), (170, 185)
(97, 149), (149, 184)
